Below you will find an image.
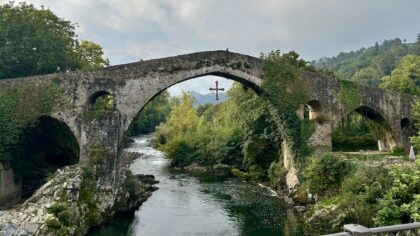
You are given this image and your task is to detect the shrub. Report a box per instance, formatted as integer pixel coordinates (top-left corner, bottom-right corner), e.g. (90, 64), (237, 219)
(304, 154), (356, 196)
(268, 161), (287, 188)
(374, 161), (420, 225)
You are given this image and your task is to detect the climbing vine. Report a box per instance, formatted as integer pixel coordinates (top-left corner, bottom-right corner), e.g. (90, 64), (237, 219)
(0, 78), (68, 167)
(260, 50), (315, 164)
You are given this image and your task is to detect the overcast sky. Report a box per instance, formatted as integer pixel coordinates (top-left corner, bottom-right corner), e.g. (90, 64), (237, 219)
(3, 0), (420, 95)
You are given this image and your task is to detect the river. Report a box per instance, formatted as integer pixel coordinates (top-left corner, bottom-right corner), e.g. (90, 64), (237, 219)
(87, 135), (305, 236)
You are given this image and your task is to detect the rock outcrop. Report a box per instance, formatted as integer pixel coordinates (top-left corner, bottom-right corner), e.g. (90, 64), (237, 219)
(0, 162), (157, 236)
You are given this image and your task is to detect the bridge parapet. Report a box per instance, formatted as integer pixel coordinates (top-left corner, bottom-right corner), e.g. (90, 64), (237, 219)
(324, 222), (420, 236)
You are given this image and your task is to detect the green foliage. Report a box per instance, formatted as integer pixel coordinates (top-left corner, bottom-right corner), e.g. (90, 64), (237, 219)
(379, 55), (420, 95)
(0, 2), (110, 80)
(47, 203), (71, 226)
(260, 50), (316, 164)
(127, 91), (171, 136)
(352, 67), (382, 87)
(79, 168), (100, 226)
(83, 94), (116, 122)
(75, 40), (110, 70)
(0, 2), (79, 79)
(93, 94), (115, 111)
(123, 171), (144, 202)
(0, 81), (67, 167)
(304, 154), (356, 196)
(156, 50), (320, 184)
(268, 161), (287, 188)
(306, 160), (420, 232)
(409, 100), (420, 149)
(338, 80), (361, 112)
(155, 84), (281, 182)
(314, 37), (420, 88)
(374, 161), (420, 225)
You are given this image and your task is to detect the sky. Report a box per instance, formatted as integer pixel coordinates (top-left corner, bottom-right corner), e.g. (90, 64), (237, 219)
(3, 0), (420, 95)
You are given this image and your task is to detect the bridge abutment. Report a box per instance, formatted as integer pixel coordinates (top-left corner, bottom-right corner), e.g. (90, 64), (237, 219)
(0, 164), (21, 210)
(79, 111), (122, 186)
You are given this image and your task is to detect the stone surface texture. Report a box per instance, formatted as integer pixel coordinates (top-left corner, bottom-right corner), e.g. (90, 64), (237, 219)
(0, 152), (157, 236)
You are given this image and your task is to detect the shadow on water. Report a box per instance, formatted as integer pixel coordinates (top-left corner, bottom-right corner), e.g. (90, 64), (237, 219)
(87, 211), (135, 236)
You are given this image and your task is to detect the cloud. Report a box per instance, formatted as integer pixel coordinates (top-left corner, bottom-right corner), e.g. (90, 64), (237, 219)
(2, 0), (420, 94)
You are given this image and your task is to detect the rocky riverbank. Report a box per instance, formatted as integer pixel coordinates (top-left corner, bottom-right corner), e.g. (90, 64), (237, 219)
(0, 152), (157, 236)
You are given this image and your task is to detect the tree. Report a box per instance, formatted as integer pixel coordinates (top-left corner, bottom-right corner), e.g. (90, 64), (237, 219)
(128, 91), (171, 136)
(351, 67), (381, 87)
(0, 2), (110, 79)
(75, 40), (110, 70)
(379, 55), (420, 95)
(0, 2), (79, 79)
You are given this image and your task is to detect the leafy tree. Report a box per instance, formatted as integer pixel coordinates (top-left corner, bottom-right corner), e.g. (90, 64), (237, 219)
(351, 67), (381, 87)
(0, 2), (109, 79)
(0, 2), (79, 79)
(75, 40), (110, 70)
(379, 55), (420, 95)
(373, 161), (420, 225)
(314, 37), (420, 88)
(304, 154), (355, 195)
(128, 91), (171, 136)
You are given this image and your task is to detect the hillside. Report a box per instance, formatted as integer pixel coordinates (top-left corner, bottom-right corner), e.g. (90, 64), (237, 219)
(190, 91), (227, 106)
(314, 37), (420, 87)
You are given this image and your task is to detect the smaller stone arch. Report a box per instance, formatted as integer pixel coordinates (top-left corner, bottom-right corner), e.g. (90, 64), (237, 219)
(305, 100), (323, 120)
(13, 115), (80, 200)
(401, 118), (412, 130)
(87, 90), (116, 111)
(305, 100), (332, 154)
(335, 105), (398, 151)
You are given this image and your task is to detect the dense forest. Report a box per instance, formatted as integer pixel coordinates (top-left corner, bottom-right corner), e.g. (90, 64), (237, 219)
(314, 36), (420, 94)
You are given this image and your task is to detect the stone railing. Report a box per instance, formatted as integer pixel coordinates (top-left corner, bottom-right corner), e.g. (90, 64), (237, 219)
(324, 223), (420, 236)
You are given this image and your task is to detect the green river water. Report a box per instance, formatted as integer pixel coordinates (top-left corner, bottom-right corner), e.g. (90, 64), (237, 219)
(87, 135), (305, 236)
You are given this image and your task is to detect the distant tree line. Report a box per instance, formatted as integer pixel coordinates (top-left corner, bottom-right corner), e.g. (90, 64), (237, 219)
(314, 36), (420, 95)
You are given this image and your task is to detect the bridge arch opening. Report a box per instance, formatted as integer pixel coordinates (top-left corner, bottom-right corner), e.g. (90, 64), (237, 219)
(13, 116), (80, 199)
(304, 100), (323, 120)
(332, 106), (397, 152)
(401, 118), (412, 130)
(87, 90), (116, 111)
(124, 74), (282, 182)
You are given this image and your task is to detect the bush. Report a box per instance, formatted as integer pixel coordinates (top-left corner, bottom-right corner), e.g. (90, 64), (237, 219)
(341, 165), (391, 204)
(268, 161), (287, 188)
(166, 138), (198, 167)
(374, 161), (420, 225)
(231, 168), (263, 181)
(304, 154), (356, 196)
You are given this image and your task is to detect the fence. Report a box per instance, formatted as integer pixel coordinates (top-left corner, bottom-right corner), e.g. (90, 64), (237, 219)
(324, 223), (420, 236)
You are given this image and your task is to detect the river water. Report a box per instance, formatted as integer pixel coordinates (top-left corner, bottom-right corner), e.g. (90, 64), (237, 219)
(88, 135), (305, 236)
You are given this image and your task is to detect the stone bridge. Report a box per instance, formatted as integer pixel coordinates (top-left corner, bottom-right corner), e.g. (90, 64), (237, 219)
(0, 51), (416, 206)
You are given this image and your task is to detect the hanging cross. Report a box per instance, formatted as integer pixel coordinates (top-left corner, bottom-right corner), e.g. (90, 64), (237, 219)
(209, 81), (225, 100)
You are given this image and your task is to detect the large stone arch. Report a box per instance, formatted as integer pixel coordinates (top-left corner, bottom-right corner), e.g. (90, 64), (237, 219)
(121, 69), (263, 138)
(334, 105), (398, 151)
(0, 114), (80, 209)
